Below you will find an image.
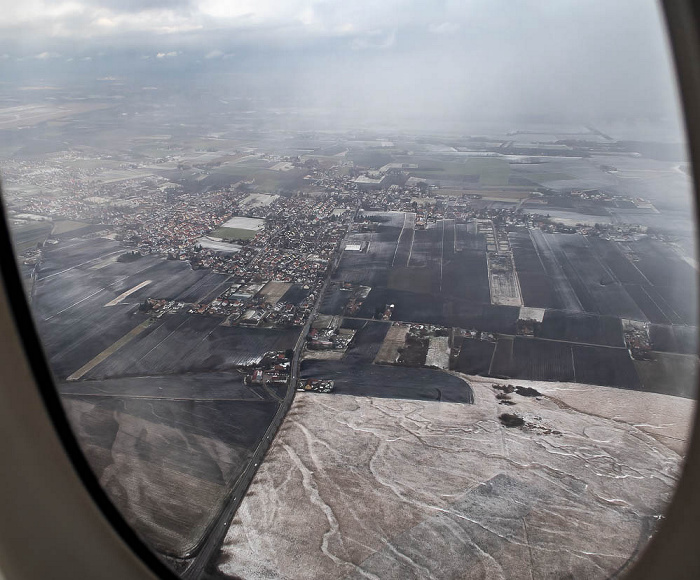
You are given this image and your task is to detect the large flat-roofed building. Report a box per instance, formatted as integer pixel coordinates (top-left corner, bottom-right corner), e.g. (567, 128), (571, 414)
(353, 174), (389, 190)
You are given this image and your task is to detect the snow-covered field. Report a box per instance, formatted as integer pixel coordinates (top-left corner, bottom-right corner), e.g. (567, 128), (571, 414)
(425, 335), (450, 369)
(220, 216), (266, 231)
(216, 376), (694, 579)
(240, 193), (279, 207)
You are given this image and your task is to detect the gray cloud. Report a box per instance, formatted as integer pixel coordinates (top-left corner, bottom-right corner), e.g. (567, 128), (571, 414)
(0, 0), (684, 131)
(82, 0), (195, 13)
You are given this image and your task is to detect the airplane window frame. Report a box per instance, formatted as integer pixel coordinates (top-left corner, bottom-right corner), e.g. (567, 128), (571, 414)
(0, 189), (184, 579)
(0, 0), (699, 579)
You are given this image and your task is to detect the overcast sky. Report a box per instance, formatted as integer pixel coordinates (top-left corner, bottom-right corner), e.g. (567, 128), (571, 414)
(0, 0), (685, 130)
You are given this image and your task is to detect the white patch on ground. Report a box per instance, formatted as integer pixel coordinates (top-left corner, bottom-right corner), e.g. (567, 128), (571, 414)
(374, 324), (408, 364)
(519, 306), (545, 322)
(425, 335), (450, 369)
(220, 216), (266, 231)
(196, 237), (242, 253)
(217, 375), (693, 580)
(240, 193), (279, 207)
(104, 280), (151, 307)
(257, 281), (292, 304)
(302, 350), (345, 361)
(270, 162), (294, 171)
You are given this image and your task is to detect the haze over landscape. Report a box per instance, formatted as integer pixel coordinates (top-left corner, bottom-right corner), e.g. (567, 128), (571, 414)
(0, 1), (697, 579)
(0, 0), (686, 131)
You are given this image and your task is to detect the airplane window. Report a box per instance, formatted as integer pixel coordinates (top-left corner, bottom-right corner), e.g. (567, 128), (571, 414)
(0, 0), (697, 578)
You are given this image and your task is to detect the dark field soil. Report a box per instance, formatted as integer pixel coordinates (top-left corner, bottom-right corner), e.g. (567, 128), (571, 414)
(63, 394), (278, 556)
(537, 310), (624, 347)
(84, 318), (299, 380)
(572, 345), (641, 389)
(634, 353), (698, 398)
(397, 334), (429, 367)
(453, 338), (496, 375)
(300, 360), (473, 403)
(32, 237), (299, 558)
(490, 336), (575, 383)
(509, 231), (561, 309)
(343, 321), (390, 364)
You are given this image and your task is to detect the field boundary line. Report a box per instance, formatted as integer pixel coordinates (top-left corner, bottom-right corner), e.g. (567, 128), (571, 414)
(407, 229), (416, 266)
(391, 212), (408, 267)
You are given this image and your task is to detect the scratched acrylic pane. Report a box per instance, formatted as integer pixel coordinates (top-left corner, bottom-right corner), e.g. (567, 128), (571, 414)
(0, 0), (697, 578)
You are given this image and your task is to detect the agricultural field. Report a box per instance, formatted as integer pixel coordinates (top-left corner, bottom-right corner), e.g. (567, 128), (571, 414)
(62, 381), (278, 556)
(218, 377), (692, 580)
(409, 157), (510, 186)
(212, 216), (264, 238)
(649, 324), (699, 355)
(487, 253), (522, 307)
(318, 284), (353, 316)
(210, 227), (258, 240)
(374, 324), (409, 364)
(433, 187), (532, 200)
(324, 215), (695, 393)
(463, 334), (656, 392)
(425, 335), (450, 369)
(31, 237), (299, 381)
(300, 359), (473, 403)
(490, 336), (575, 383)
(540, 233), (645, 319)
(628, 237), (698, 323)
(464, 158), (511, 185)
(355, 288), (519, 334)
(331, 213), (492, 318)
(258, 281), (292, 304)
(635, 353), (699, 398)
(239, 192), (278, 208)
(342, 320), (390, 365)
(51, 219), (92, 235)
(453, 337), (496, 375)
(10, 219), (53, 253)
(515, 172), (575, 184)
(571, 344), (641, 389)
(528, 229), (584, 312)
(536, 310), (624, 347)
(332, 212), (404, 288)
(512, 229), (697, 325)
(30, 233), (304, 557)
(179, 162), (308, 193)
(82, 317), (299, 380)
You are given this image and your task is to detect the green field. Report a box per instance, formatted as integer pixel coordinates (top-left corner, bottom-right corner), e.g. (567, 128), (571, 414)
(346, 150), (394, 169)
(464, 158), (510, 185)
(518, 172), (575, 184)
(211, 227), (259, 240)
(209, 166), (307, 192)
(432, 188), (532, 199)
(51, 220), (90, 235)
(411, 157), (510, 186)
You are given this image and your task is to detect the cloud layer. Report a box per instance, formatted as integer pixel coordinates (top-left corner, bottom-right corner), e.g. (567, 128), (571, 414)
(0, 0), (684, 129)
